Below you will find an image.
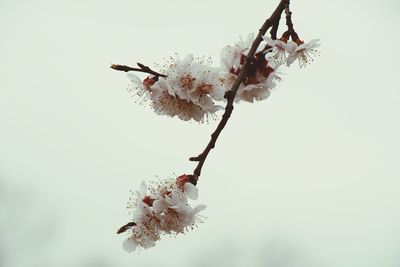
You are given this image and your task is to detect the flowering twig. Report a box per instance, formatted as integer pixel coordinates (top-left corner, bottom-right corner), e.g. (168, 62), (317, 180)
(111, 63), (167, 78)
(189, 0), (288, 177)
(113, 0), (321, 252)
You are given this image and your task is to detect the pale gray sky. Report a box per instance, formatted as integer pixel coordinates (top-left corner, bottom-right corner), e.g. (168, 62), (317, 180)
(0, 0), (399, 266)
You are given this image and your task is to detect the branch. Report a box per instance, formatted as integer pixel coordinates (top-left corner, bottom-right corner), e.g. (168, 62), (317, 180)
(111, 63), (167, 78)
(270, 8), (283, 40)
(284, 0), (299, 40)
(189, 0), (288, 177)
(116, 222), (136, 234)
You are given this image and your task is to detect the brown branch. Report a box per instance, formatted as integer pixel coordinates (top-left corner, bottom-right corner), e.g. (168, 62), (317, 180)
(189, 0), (288, 178)
(284, 0), (299, 40)
(270, 20), (281, 40)
(116, 222), (136, 234)
(270, 9), (283, 40)
(111, 63), (167, 78)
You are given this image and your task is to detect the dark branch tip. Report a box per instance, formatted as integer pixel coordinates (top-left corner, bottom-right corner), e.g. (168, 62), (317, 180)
(116, 222), (136, 234)
(110, 64), (120, 70)
(187, 175), (199, 185)
(189, 156), (200, 161)
(137, 62), (146, 69)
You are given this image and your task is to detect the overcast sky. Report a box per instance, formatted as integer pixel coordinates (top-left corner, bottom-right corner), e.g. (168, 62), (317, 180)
(1, 0), (399, 266)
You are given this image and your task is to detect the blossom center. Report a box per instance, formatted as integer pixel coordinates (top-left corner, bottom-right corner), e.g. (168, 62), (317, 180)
(143, 76), (155, 92)
(180, 75), (195, 90)
(176, 174), (188, 189)
(197, 83), (213, 94)
(142, 195), (154, 206)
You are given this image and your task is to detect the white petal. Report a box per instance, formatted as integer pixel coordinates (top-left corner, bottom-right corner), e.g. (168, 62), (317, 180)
(122, 238), (137, 253)
(139, 181), (147, 195)
(286, 53), (298, 66)
(307, 39), (321, 48)
(193, 204), (207, 214)
(295, 43), (306, 52)
(141, 238), (157, 249)
(182, 54), (194, 64)
(285, 41), (298, 53)
(170, 192), (187, 205)
(263, 36), (276, 46)
(127, 72), (142, 84)
(211, 87), (225, 102)
(153, 198), (169, 213)
(157, 78), (175, 97)
(183, 182), (198, 200)
(246, 33), (255, 45)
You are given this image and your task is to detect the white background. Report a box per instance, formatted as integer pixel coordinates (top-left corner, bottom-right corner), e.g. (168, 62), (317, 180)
(1, 0), (399, 266)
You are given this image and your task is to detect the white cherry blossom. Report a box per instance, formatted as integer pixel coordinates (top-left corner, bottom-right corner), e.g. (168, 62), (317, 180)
(287, 39), (321, 67)
(158, 194), (206, 234)
(126, 72), (154, 105)
(263, 36), (289, 64)
(221, 60), (281, 103)
(221, 33), (263, 73)
(122, 182), (161, 252)
(150, 54), (224, 121)
(120, 175), (206, 252)
(150, 78), (207, 122)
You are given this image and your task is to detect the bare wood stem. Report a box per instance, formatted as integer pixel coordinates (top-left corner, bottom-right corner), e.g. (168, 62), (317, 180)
(284, 0), (299, 40)
(190, 0), (288, 178)
(111, 63), (167, 78)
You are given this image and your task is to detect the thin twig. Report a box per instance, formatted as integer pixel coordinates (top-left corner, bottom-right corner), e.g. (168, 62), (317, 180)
(116, 222), (136, 234)
(270, 10), (282, 40)
(111, 63), (167, 78)
(189, 0), (288, 178)
(284, 0), (299, 40)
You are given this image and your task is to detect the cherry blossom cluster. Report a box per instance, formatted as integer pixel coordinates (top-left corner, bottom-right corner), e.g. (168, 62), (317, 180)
(125, 34), (319, 123)
(130, 54), (224, 122)
(220, 33), (280, 103)
(263, 36), (320, 68)
(119, 174), (206, 252)
(114, 0), (321, 253)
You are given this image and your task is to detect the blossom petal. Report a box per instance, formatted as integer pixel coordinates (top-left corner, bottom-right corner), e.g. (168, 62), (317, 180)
(286, 53), (298, 66)
(184, 182), (198, 200)
(122, 238), (137, 253)
(139, 181), (147, 195)
(193, 204), (207, 214)
(307, 39), (321, 48)
(285, 41), (298, 54)
(263, 36), (276, 47)
(127, 72), (142, 85)
(153, 198), (169, 213)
